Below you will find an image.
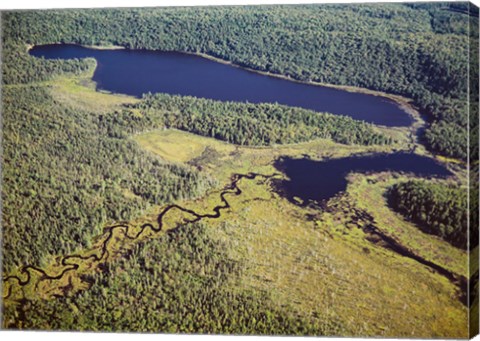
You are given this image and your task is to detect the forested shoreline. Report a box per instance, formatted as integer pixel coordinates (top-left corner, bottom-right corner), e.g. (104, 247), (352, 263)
(3, 2), (478, 159)
(120, 94), (392, 146)
(2, 3), (407, 273)
(3, 41), (95, 84)
(1, 0), (476, 286)
(1, 2), (477, 334)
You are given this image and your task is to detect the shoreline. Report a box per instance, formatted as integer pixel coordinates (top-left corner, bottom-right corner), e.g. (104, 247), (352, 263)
(26, 43), (125, 52)
(184, 51), (422, 125)
(191, 51), (412, 104)
(183, 51), (425, 150)
(27, 42), (428, 151)
(83, 44), (126, 50)
(27, 42), (429, 156)
(27, 43), (419, 120)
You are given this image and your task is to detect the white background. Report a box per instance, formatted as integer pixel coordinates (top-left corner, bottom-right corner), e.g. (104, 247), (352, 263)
(0, 0), (479, 340)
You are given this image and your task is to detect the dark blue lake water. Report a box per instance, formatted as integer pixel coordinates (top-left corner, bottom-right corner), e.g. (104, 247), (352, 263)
(274, 153), (452, 205)
(29, 44), (412, 127)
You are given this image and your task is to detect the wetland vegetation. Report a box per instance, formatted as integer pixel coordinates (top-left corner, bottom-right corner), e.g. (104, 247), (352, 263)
(1, 2), (478, 338)
(273, 153), (452, 205)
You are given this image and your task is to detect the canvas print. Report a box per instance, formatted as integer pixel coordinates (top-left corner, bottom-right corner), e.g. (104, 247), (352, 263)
(0, 1), (479, 338)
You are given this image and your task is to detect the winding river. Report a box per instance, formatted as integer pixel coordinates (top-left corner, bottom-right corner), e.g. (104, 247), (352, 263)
(3, 172), (278, 300)
(29, 44), (412, 127)
(5, 44), (463, 305)
(4, 153), (459, 301)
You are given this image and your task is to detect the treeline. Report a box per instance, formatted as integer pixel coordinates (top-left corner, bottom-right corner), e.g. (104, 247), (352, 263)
(2, 42), (95, 84)
(103, 93), (391, 146)
(2, 3), (477, 159)
(388, 180), (472, 250)
(2, 86), (213, 273)
(3, 222), (344, 335)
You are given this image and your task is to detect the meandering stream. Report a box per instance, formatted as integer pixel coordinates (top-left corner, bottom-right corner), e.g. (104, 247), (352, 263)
(3, 172), (278, 300)
(5, 45), (464, 306)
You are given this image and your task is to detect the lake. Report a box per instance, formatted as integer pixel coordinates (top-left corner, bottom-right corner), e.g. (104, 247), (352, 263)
(30, 44), (412, 127)
(273, 153), (452, 205)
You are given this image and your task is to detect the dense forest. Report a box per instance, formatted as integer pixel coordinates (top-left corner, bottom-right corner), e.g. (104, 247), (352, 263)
(1, 84), (389, 274)
(1, 85), (214, 273)
(114, 94), (391, 146)
(3, 222), (343, 335)
(2, 2), (478, 159)
(1, 5), (403, 273)
(1, 2), (477, 334)
(469, 11), (479, 259)
(2, 41), (95, 84)
(388, 180), (471, 250)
